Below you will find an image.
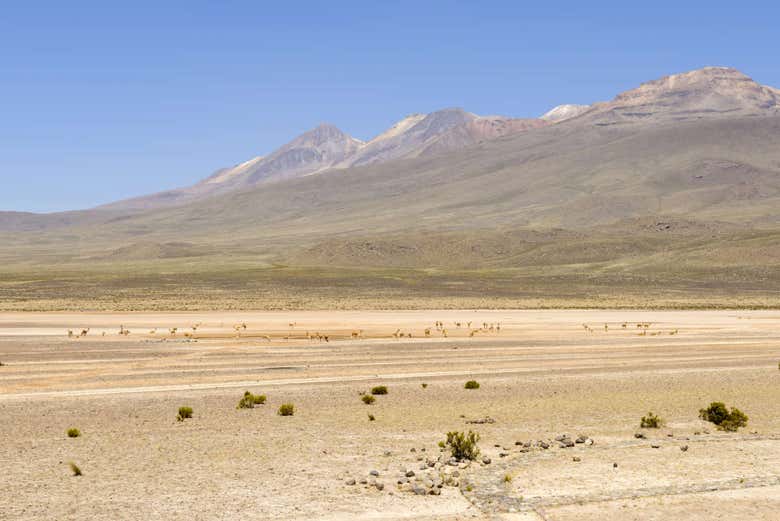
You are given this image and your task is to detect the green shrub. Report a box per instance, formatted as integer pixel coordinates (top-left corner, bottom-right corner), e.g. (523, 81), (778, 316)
(278, 403), (295, 416)
(368, 414), (375, 421)
(444, 430), (480, 461)
(237, 391), (267, 409)
(177, 406), (193, 421)
(69, 462), (82, 476)
(464, 380), (480, 390)
(699, 402), (748, 431)
(371, 386), (388, 395)
(66, 428), (81, 438)
(640, 412), (664, 429)
(503, 474), (512, 483)
(362, 395), (376, 405)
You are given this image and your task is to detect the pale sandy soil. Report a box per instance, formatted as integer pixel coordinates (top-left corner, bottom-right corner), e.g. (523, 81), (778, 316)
(1, 310), (779, 520)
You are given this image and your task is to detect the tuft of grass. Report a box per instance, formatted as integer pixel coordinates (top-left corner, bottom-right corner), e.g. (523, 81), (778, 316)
(368, 413), (375, 421)
(370, 386), (388, 395)
(464, 380), (480, 390)
(66, 428), (81, 438)
(68, 462), (82, 476)
(278, 403), (295, 416)
(640, 412), (664, 429)
(237, 391), (267, 409)
(699, 402), (748, 432)
(443, 430), (480, 461)
(361, 394), (376, 405)
(503, 474), (512, 483)
(176, 406), (193, 421)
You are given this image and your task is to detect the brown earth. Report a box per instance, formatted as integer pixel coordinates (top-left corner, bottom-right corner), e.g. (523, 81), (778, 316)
(1, 310), (779, 520)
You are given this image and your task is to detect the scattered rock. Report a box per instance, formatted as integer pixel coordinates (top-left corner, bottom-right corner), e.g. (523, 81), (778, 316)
(681, 445), (689, 452)
(634, 432), (646, 439)
(558, 438), (575, 448)
(572, 456), (581, 462)
(651, 444), (660, 449)
(584, 438), (594, 446)
(374, 481), (385, 491)
(613, 463), (618, 468)
(482, 456), (492, 465)
(467, 417), (496, 424)
(538, 441), (550, 449)
(369, 470), (380, 477)
(412, 485), (427, 495)
(405, 470), (415, 477)
(345, 478), (356, 485)
(359, 478), (368, 484)
(575, 435), (588, 444)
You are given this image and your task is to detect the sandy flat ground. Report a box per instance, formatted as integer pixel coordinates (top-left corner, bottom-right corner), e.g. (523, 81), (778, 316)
(1, 310), (779, 520)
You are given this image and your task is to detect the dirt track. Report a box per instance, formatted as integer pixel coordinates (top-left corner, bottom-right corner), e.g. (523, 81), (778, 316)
(1, 310), (779, 520)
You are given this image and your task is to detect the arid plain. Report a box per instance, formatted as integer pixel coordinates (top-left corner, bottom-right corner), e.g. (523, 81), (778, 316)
(2, 310), (779, 520)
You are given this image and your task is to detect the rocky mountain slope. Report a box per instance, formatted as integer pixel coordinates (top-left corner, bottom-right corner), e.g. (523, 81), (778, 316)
(576, 66), (780, 125)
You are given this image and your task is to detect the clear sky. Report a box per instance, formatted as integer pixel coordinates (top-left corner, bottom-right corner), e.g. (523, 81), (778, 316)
(2, 1), (779, 212)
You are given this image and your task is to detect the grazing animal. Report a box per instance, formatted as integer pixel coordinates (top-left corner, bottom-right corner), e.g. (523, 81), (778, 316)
(80, 328), (90, 337)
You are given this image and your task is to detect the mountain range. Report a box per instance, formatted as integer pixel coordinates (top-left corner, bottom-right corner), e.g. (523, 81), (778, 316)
(105, 108), (549, 210)
(3, 66), (780, 309)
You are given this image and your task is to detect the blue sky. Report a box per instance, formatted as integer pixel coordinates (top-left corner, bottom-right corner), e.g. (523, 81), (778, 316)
(2, 1), (779, 212)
